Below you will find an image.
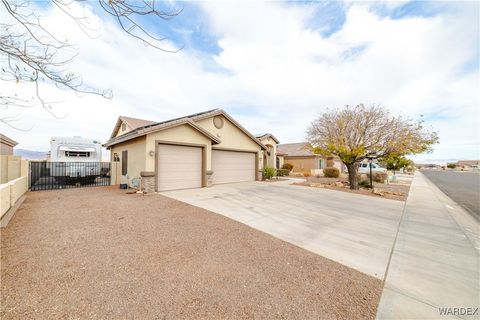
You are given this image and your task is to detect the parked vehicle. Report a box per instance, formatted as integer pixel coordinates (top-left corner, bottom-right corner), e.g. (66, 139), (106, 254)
(48, 136), (103, 184)
(358, 162), (387, 173)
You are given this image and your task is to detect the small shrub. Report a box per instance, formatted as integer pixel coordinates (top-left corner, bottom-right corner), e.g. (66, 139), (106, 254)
(358, 180), (370, 188)
(282, 163), (294, 171)
(276, 169), (290, 177)
(263, 167), (277, 179)
(323, 166), (340, 178)
(367, 172), (388, 183)
(303, 171), (311, 177)
(447, 163), (457, 169)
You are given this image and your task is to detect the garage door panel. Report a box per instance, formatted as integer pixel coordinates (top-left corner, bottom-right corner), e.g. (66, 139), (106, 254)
(157, 144), (202, 191)
(212, 150), (255, 184)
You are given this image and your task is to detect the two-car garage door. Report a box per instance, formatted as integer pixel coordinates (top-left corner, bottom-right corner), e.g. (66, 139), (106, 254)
(156, 145), (256, 191)
(212, 150), (255, 184)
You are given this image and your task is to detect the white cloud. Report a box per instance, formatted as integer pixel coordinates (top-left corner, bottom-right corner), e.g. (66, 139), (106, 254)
(1, 1), (478, 161)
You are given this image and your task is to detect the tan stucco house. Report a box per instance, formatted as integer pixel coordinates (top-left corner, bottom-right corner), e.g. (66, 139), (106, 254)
(255, 133), (281, 169)
(104, 109), (281, 192)
(277, 142), (345, 174)
(456, 160), (479, 169)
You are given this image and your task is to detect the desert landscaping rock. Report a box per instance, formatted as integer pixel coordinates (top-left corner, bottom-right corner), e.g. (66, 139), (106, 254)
(1, 187), (382, 319)
(297, 176), (411, 201)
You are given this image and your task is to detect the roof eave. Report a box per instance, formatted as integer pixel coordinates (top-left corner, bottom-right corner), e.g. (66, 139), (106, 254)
(103, 118), (222, 148)
(192, 109), (266, 150)
(0, 134), (18, 148)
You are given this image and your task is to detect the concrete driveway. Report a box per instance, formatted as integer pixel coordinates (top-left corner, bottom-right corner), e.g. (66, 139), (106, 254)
(162, 179), (405, 279)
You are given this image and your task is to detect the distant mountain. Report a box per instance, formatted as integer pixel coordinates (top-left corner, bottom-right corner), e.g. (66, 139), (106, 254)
(14, 149), (47, 160)
(413, 158), (458, 165)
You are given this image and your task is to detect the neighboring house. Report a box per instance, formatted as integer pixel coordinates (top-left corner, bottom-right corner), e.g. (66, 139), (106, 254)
(456, 160), (479, 169)
(104, 109), (268, 192)
(0, 134), (18, 156)
(277, 142), (345, 173)
(255, 133), (280, 169)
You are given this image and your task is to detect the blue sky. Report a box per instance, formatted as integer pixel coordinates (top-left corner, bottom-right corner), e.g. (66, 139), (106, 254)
(1, 0), (479, 162)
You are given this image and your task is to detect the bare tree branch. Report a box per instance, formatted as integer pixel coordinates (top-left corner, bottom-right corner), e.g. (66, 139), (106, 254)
(0, 0), (182, 129)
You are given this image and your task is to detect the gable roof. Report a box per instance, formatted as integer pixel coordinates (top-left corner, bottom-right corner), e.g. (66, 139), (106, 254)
(255, 133), (280, 144)
(104, 117), (221, 148)
(188, 109), (266, 149)
(110, 116), (157, 139)
(105, 109), (266, 149)
(277, 142), (317, 157)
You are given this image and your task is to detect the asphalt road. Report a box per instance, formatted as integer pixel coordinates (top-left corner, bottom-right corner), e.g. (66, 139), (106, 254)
(421, 170), (480, 219)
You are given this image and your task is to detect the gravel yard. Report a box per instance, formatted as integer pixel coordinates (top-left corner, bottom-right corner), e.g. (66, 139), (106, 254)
(1, 187), (382, 319)
(294, 176), (411, 201)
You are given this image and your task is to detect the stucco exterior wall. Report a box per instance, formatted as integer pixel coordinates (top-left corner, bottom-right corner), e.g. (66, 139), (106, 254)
(0, 156), (7, 184)
(115, 122), (133, 137)
(0, 155), (23, 184)
(195, 116), (261, 152)
(10, 176), (27, 205)
(110, 136), (146, 185)
(7, 156), (20, 182)
(1, 175), (28, 227)
(0, 183), (10, 217)
(277, 156), (284, 169)
(284, 156), (319, 172)
(0, 143), (13, 155)
(258, 136), (278, 168)
(195, 115), (262, 172)
(145, 124), (212, 171)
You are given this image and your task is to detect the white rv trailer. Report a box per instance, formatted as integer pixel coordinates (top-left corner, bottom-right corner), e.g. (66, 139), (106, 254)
(49, 136), (103, 183)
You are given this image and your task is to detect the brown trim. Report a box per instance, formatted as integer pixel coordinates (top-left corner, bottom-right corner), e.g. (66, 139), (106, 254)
(212, 146), (258, 153)
(155, 140), (207, 192)
(256, 133), (280, 144)
(121, 150), (128, 175)
(142, 120), (221, 144)
(0, 134), (18, 148)
(155, 140), (207, 148)
(283, 155), (323, 159)
(140, 171), (155, 177)
(104, 119), (221, 148)
(255, 152), (259, 181)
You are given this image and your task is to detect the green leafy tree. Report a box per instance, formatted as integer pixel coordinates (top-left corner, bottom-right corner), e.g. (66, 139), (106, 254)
(307, 104), (438, 189)
(379, 154), (412, 174)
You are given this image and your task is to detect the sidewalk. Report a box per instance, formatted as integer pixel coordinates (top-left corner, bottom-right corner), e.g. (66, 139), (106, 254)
(376, 172), (479, 319)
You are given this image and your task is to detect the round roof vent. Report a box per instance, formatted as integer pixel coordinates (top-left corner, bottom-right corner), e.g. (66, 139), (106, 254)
(213, 116), (224, 129)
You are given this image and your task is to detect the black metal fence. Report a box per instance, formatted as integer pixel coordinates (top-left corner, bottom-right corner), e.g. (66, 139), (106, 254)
(29, 162), (111, 191)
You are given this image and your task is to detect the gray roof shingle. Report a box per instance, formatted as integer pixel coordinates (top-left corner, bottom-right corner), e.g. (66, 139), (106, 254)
(277, 142), (315, 157)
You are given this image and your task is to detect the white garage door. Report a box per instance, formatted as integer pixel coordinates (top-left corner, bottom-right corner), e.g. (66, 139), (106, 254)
(212, 150), (255, 184)
(157, 144), (202, 191)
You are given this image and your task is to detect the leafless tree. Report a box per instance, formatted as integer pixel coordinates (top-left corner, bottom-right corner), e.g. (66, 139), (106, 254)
(0, 0), (181, 129)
